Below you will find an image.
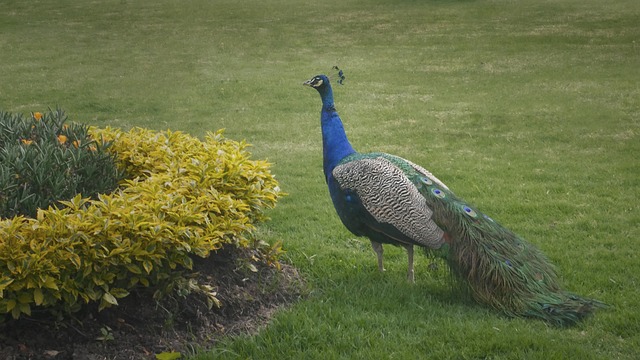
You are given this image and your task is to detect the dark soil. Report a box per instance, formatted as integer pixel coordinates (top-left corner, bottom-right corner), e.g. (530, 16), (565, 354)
(0, 251), (304, 359)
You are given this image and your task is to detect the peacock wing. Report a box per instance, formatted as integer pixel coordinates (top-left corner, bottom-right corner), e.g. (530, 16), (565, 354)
(332, 154), (446, 249)
(383, 154), (450, 191)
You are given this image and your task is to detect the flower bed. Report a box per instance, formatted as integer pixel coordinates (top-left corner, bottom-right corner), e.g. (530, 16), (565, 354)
(0, 126), (282, 318)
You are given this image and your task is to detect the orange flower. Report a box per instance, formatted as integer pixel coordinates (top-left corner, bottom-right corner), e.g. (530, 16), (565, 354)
(57, 134), (68, 144)
(63, 124), (69, 130)
(88, 145), (97, 152)
(73, 140), (80, 148)
(21, 139), (33, 145)
(33, 112), (43, 121)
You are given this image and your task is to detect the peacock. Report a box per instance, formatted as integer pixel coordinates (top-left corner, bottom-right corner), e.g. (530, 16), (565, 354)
(303, 69), (604, 326)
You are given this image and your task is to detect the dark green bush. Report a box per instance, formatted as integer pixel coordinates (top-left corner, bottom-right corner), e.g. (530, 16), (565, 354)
(0, 109), (123, 218)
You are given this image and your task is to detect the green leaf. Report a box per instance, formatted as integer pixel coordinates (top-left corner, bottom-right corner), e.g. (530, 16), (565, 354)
(69, 253), (82, 269)
(33, 288), (44, 305)
(126, 264), (143, 274)
(102, 292), (118, 306)
(142, 260), (153, 274)
(85, 286), (101, 301)
(109, 287), (129, 299)
(0, 278), (14, 292)
(6, 299), (16, 312)
(42, 276), (59, 290)
(155, 351), (182, 360)
(11, 305), (21, 319)
(17, 292), (31, 304)
(19, 302), (31, 316)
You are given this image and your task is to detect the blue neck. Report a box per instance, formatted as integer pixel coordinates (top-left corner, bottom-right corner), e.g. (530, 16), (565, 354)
(318, 85), (356, 182)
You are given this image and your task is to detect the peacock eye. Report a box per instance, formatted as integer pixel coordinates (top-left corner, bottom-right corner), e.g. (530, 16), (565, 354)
(461, 205), (478, 218)
(420, 176), (433, 185)
(314, 78), (323, 87)
(431, 188), (446, 198)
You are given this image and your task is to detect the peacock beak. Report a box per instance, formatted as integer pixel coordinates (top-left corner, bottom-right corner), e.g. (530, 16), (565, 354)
(303, 79), (313, 87)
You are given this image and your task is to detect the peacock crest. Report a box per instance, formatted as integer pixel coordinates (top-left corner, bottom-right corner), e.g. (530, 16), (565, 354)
(332, 66), (346, 85)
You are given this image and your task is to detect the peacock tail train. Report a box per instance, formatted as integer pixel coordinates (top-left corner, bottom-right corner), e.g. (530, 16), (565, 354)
(305, 72), (604, 327)
(406, 161), (603, 327)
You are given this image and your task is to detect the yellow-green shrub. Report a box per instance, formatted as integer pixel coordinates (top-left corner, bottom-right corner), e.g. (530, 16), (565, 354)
(0, 127), (282, 318)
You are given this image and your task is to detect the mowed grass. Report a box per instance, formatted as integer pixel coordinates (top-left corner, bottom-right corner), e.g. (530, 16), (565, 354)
(2, 0), (639, 358)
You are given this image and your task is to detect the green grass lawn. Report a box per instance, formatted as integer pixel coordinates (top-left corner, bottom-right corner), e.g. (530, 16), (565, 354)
(2, 0), (639, 358)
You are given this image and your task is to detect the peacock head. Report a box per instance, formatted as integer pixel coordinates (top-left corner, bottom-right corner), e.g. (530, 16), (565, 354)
(303, 74), (330, 91)
(304, 66), (345, 93)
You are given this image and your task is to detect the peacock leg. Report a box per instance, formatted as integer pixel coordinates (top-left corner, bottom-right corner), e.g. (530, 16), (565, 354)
(405, 244), (415, 283)
(370, 241), (385, 272)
